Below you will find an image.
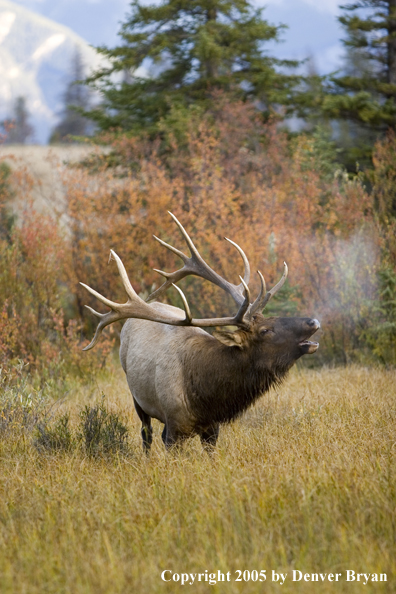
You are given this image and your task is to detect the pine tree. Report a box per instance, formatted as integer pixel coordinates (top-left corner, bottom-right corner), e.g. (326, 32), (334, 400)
(86, 0), (301, 134)
(50, 49), (93, 143)
(323, 1), (396, 168)
(2, 97), (34, 144)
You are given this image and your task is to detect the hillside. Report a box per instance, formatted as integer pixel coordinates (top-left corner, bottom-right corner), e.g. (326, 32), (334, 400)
(0, 144), (94, 222)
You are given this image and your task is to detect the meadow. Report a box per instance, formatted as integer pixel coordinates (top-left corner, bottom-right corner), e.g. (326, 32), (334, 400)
(1, 98), (395, 593)
(0, 363), (394, 594)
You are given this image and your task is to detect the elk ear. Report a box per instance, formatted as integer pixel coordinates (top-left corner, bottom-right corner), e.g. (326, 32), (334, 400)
(213, 329), (246, 348)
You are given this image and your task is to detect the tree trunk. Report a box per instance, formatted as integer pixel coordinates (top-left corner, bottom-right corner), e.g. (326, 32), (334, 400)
(205, 7), (218, 79)
(388, 0), (396, 85)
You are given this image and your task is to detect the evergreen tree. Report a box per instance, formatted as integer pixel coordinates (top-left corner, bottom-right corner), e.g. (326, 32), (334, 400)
(50, 49), (93, 143)
(323, 0), (396, 168)
(2, 97), (34, 144)
(86, 0), (301, 134)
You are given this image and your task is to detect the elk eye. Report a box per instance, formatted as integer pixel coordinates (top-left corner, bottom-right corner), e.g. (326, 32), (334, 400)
(260, 328), (269, 337)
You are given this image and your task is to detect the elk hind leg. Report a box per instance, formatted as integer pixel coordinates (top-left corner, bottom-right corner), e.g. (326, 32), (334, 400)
(200, 424), (220, 452)
(133, 397), (152, 453)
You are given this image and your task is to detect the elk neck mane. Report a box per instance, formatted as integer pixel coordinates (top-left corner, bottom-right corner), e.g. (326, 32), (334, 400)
(181, 332), (291, 427)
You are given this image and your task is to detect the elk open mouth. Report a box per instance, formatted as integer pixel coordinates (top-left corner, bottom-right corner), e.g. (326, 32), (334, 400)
(298, 340), (319, 354)
(298, 319), (320, 354)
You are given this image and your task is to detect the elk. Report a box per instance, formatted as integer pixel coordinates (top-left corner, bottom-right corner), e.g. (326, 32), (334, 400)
(81, 213), (320, 451)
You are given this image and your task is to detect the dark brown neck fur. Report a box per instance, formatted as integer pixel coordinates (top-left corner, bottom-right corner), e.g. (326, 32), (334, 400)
(182, 334), (291, 429)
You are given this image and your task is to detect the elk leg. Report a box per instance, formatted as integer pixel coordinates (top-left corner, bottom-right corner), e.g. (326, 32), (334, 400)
(161, 424), (184, 450)
(133, 397), (152, 452)
(200, 424), (220, 451)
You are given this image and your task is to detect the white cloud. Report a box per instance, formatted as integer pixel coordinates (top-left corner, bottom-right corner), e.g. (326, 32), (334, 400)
(316, 43), (345, 73)
(261, 0), (339, 15)
(299, 0), (340, 15)
(8, 66), (19, 78)
(0, 11), (16, 43)
(31, 33), (66, 61)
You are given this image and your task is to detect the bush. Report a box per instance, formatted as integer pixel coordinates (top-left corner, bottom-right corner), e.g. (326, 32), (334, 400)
(33, 398), (130, 457)
(78, 399), (129, 457)
(0, 161), (116, 380)
(65, 99), (379, 364)
(0, 361), (47, 436)
(361, 265), (396, 365)
(35, 414), (75, 452)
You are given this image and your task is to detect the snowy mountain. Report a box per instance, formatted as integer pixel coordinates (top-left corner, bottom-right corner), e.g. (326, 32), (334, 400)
(0, 0), (101, 143)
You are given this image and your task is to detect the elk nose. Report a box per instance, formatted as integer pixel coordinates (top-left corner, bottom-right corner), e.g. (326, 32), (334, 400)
(307, 318), (320, 330)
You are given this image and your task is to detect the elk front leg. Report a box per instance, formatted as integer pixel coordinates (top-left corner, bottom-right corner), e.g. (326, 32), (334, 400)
(133, 397), (153, 453)
(161, 423), (186, 450)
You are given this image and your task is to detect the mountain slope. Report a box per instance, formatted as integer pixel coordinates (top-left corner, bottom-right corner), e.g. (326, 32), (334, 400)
(0, 0), (100, 143)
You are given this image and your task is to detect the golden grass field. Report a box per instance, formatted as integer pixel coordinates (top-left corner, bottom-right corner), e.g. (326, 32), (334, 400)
(0, 364), (395, 593)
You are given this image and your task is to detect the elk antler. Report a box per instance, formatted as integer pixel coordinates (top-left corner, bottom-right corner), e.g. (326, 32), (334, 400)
(147, 212), (250, 306)
(80, 251), (251, 351)
(81, 213), (289, 349)
(147, 212), (288, 319)
(249, 262), (288, 317)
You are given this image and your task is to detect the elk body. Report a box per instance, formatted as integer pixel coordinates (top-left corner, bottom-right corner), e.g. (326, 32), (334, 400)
(81, 213), (320, 451)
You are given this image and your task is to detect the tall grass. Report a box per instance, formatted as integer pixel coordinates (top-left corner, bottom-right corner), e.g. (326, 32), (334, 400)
(0, 364), (394, 593)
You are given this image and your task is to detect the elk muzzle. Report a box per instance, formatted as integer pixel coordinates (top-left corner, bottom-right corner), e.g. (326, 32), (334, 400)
(298, 318), (320, 354)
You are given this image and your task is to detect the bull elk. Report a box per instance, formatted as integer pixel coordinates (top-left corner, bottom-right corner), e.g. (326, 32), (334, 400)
(81, 213), (320, 451)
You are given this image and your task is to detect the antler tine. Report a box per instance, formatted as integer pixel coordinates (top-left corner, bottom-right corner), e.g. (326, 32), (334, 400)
(168, 211), (201, 259)
(82, 306), (121, 351)
(147, 217), (198, 302)
(248, 271), (266, 318)
(109, 249), (139, 301)
(224, 237), (250, 286)
(153, 235), (187, 262)
(147, 211), (207, 303)
(146, 212), (250, 306)
(249, 262), (288, 316)
(80, 282), (119, 310)
(172, 283), (192, 323)
(234, 276), (251, 324)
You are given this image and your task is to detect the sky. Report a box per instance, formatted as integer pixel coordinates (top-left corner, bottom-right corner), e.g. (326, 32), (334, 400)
(8, 0), (346, 75)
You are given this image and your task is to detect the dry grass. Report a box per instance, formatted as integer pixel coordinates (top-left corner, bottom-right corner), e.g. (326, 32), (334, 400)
(0, 364), (395, 593)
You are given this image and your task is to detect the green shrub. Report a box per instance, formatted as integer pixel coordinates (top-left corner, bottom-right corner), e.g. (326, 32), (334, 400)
(0, 360), (47, 436)
(35, 414), (74, 452)
(78, 399), (129, 457)
(362, 265), (396, 365)
(32, 397), (131, 457)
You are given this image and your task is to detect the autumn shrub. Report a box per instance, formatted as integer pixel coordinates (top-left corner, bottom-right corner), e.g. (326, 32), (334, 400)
(62, 97), (386, 364)
(1, 97), (394, 368)
(78, 399), (130, 457)
(371, 130), (396, 267)
(0, 360), (47, 437)
(0, 160), (116, 382)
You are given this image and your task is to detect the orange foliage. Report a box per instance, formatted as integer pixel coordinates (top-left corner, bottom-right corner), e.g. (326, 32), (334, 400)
(1, 97), (388, 368)
(0, 162), (115, 378)
(62, 98), (377, 362)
